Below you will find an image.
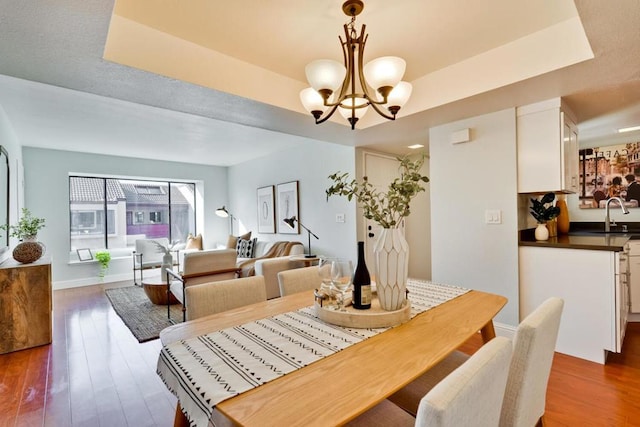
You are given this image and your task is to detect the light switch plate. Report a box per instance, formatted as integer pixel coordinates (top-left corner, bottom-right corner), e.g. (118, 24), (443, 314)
(336, 213), (345, 223)
(485, 209), (502, 224)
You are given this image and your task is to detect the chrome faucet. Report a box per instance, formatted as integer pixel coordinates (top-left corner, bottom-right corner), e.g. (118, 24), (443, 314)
(605, 197), (630, 232)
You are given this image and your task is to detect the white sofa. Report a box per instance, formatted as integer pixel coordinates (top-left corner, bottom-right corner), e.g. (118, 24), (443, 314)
(236, 241), (303, 278)
(179, 240), (303, 298)
(254, 256), (307, 299)
(236, 240), (303, 264)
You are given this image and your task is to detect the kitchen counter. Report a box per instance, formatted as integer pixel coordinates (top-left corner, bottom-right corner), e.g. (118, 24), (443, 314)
(519, 222), (640, 251)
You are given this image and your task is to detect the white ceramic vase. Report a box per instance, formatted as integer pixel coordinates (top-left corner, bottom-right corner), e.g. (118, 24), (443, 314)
(373, 228), (409, 311)
(161, 253), (173, 281)
(535, 223), (549, 241)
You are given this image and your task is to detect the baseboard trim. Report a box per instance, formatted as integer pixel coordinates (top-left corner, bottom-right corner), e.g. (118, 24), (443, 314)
(494, 321), (516, 340)
(628, 313), (640, 322)
(53, 272), (145, 290)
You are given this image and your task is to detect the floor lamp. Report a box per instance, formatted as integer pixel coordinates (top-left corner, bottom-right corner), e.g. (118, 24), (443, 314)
(215, 205), (235, 235)
(283, 216), (318, 258)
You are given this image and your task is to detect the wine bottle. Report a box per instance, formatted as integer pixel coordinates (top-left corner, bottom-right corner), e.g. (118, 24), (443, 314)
(352, 241), (372, 309)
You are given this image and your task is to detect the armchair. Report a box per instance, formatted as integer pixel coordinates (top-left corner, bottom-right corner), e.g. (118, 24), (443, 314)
(166, 249), (240, 322)
(133, 238), (175, 286)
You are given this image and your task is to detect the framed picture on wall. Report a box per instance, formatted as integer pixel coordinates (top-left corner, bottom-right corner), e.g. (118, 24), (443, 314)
(257, 185), (275, 233)
(276, 181), (299, 234)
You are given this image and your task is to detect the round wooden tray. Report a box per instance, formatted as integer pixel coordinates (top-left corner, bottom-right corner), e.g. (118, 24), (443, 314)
(314, 295), (411, 329)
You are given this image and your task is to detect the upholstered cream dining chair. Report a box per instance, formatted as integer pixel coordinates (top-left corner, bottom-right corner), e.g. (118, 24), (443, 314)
(277, 265), (322, 296)
(388, 297), (564, 427)
(184, 276), (267, 321)
(346, 336), (513, 427)
(167, 248), (240, 322)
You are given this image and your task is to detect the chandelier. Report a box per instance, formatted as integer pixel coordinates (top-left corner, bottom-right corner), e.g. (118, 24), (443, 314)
(299, 0), (412, 130)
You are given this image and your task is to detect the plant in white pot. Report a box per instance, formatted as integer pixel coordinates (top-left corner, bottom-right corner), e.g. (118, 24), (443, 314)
(326, 155), (429, 310)
(95, 251), (111, 280)
(151, 239), (178, 280)
(529, 193), (560, 241)
(0, 208), (46, 263)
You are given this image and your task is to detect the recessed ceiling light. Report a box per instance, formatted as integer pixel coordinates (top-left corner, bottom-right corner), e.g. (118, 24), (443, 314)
(407, 144), (424, 149)
(618, 125), (640, 133)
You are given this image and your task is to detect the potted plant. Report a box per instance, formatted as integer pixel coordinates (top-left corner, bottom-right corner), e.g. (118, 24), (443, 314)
(95, 251), (111, 280)
(326, 155), (429, 310)
(530, 193), (560, 241)
(1, 207), (46, 241)
(0, 208), (46, 263)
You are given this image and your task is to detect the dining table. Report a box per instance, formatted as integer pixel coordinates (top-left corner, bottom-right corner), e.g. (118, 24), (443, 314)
(158, 280), (507, 427)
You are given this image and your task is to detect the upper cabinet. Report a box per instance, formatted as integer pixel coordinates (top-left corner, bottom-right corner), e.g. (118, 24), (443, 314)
(517, 98), (578, 193)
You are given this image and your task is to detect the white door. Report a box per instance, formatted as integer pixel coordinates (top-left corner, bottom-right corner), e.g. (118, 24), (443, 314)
(362, 152), (403, 272)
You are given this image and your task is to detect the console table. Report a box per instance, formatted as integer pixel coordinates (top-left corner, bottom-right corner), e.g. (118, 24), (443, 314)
(0, 256), (52, 354)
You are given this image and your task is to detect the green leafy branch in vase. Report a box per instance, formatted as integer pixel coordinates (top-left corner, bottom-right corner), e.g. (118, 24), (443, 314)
(326, 155), (429, 228)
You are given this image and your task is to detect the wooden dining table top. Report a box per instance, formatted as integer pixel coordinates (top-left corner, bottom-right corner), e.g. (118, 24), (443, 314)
(160, 288), (507, 427)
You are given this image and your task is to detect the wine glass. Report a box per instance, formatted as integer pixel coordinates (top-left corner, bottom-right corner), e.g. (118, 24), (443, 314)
(318, 257), (338, 307)
(331, 259), (353, 311)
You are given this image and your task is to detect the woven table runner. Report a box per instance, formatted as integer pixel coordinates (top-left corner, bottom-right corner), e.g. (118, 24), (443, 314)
(157, 279), (469, 427)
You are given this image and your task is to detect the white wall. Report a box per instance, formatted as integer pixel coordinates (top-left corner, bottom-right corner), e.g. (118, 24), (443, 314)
(0, 106), (24, 264)
(22, 147), (229, 289)
(430, 108), (519, 326)
(402, 155), (431, 280)
(227, 140), (358, 262)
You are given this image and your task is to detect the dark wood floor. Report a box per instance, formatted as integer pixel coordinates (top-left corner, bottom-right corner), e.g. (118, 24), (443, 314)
(2, 284), (640, 426)
(0, 283), (176, 427)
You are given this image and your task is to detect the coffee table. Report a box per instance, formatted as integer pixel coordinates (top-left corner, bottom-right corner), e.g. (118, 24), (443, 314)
(142, 278), (178, 305)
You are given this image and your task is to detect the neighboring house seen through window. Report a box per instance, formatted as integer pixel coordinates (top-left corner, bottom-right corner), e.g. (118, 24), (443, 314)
(69, 176), (196, 251)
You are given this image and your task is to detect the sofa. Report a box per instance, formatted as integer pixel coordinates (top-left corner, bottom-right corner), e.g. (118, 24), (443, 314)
(177, 235), (303, 297)
(254, 256), (307, 299)
(236, 240), (304, 277)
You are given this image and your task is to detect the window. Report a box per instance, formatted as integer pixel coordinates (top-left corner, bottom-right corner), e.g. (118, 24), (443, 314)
(149, 211), (162, 223)
(136, 185), (164, 195)
(73, 211), (96, 229)
(69, 176), (196, 251)
(134, 211), (145, 224)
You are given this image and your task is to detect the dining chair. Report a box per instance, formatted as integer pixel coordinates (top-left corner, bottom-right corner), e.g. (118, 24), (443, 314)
(277, 265), (321, 296)
(388, 297), (564, 427)
(184, 275), (267, 321)
(346, 336), (512, 427)
(167, 249), (240, 322)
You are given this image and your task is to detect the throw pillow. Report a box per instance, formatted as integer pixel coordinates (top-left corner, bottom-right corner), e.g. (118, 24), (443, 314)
(226, 231), (252, 249)
(236, 237), (257, 258)
(185, 233), (203, 250)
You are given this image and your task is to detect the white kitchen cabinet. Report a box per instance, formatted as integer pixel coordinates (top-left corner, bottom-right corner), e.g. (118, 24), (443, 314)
(517, 98), (579, 193)
(519, 246), (626, 364)
(627, 241), (640, 312)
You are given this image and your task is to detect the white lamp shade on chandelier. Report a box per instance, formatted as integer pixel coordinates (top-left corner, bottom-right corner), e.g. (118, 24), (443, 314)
(338, 97), (369, 120)
(387, 81), (413, 108)
(362, 56), (406, 92)
(299, 88), (328, 116)
(305, 60), (347, 93)
(299, 0), (412, 130)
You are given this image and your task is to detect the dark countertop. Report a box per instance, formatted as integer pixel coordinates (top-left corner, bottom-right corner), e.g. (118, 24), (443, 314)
(519, 222), (640, 252)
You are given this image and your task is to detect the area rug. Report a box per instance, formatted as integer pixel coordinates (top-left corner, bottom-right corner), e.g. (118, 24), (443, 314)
(105, 286), (183, 343)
